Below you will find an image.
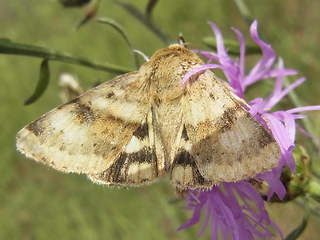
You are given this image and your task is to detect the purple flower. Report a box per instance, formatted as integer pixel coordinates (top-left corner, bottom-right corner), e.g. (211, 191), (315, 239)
(178, 182), (282, 240)
(180, 21), (320, 239)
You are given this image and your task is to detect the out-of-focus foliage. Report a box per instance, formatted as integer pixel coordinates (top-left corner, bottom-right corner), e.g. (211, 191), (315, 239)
(59, 0), (91, 7)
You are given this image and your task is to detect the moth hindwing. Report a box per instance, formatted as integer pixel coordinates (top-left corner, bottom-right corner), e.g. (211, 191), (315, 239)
(16, 45), (281, 190)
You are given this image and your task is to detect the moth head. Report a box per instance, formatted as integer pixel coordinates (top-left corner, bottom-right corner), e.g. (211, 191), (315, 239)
(139, 45), (204, 85)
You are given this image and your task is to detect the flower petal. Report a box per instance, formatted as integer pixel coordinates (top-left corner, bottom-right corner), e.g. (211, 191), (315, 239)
(244, 21), (276, 88)
(181, 64), (222, 86)
(231, 27), (245, 79)
(181, 183), (283, 239)
(181, 20), (319, 240)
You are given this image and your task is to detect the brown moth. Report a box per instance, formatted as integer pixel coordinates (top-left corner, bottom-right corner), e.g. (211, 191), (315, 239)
(16, 45), (280, 190)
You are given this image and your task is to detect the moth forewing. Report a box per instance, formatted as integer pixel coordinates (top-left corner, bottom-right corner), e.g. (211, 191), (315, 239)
(16, 45), (281, 190)
(16, 72), (158, 182)
(168, 70), (280, 189)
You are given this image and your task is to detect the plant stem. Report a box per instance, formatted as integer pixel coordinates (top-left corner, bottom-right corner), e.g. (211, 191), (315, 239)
(0, 39), (132, 74)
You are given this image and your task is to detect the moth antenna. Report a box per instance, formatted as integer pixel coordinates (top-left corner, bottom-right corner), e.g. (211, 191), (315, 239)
(176, 34), (193, 48)
(133, 49), (150, 62)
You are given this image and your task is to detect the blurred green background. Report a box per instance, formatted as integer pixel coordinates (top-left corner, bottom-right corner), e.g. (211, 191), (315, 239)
(1, 0), (320, 239)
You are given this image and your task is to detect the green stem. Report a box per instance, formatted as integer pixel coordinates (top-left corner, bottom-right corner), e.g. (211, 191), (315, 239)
(111, 0), (171, 44)
(146, 0), (159, 17)
(0, 38), (132, 74)
(97, 17), (139, 69)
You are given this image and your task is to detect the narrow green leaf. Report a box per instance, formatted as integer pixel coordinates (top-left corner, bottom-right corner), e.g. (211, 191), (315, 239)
(285, 215), (309, 240)
(203, 36), (261, 55)
(0, 39), (132, 73)
(24, 59), (50, 105)
(59, 0), (91, 7)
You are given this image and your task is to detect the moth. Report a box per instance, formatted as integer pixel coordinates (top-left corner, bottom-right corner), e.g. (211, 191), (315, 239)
(16, 45), (280, 190)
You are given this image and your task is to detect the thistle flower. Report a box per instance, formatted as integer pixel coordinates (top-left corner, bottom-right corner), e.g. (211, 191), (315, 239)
(180, 21), (320, 239)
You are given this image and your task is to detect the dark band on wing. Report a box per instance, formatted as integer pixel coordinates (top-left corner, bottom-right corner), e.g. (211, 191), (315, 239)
(171, 149), (205, 186)
(181, 124), (189, 141)
(72, 101), (96, 125)
(216, 106), (240, 133)
(133, 122), (149, 140)
(25, 116), (46, 137)
(99, 146), (158, 183)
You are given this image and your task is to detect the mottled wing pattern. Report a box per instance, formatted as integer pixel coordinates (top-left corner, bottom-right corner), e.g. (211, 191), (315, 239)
(170, 71), (280, 189)
(169, 124), (206, 188)
(17, 72), (160, 186)
(89, 108), (161, 186)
